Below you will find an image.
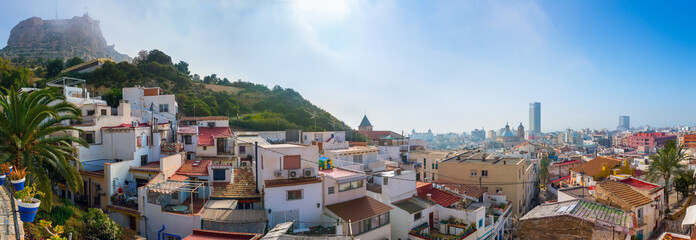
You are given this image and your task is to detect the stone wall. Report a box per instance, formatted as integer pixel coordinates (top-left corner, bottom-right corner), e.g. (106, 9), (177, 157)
(520, 215), (627, 240)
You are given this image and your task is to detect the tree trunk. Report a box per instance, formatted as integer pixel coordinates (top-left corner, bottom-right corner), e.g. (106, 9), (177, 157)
(665, 174), (670, 212)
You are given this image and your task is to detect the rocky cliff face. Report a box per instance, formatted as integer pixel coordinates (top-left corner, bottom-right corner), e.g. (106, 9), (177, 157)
(0, 15), (131, 62)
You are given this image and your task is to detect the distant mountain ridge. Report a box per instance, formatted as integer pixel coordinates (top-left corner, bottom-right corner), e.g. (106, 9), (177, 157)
(0, 15), (131, 62)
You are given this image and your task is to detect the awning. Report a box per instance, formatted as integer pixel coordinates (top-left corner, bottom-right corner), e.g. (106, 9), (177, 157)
(682, 205), (696, 226)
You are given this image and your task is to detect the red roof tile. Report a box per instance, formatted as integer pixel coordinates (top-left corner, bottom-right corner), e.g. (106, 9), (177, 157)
(619, 178), (660, 191)
(177, 160), (211, 176)
(198, 127), (233, 146)
(417, 182), (461, 207)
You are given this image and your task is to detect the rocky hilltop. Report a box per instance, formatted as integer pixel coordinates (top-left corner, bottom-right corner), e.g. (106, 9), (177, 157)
(0, 15), (131, 62)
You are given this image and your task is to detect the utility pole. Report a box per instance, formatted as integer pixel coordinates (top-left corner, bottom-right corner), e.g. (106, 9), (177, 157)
(254, 141), (259, 193)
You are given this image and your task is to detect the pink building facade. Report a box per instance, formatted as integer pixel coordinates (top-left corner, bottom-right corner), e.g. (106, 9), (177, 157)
(627, 132), (676, 148)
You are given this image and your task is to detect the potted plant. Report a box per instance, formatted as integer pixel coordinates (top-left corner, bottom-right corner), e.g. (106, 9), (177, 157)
(0, 172), (5, 185)
(15, 183), (45, 222)
(0, 163), (11, 176)
(9, 167), (26, 191)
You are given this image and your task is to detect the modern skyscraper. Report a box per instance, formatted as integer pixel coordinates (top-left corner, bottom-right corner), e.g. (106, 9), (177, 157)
(529, 102), (541, 133)
(618, 115), (630, 130)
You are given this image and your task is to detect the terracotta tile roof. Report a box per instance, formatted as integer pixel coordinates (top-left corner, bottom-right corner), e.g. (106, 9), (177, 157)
(130, 161), (160, 173)
(569, 156), (622, 176)
(325, 196), (392, 222)
(521, 199), (632, 232)
(416, 182), (462, 207)
(177, 126), (197, 134)
(597, 181), (653, 207)
(170, 174), (189, 181)
(181, 116), (230, 121)
(434, 180), (486, 199)
(198, 127), (233, 146)
(264, 177), (322, 188)
(211, 168), (262, 199)
(177, 160), (211, 176)
(183, 229), (262, 240)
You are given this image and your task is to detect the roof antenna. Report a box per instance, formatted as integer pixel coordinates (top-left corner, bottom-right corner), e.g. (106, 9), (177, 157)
(55, 0), (58, 19)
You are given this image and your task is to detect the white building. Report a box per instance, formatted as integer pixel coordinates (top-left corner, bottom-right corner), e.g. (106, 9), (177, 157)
(257, 144), (323, 229)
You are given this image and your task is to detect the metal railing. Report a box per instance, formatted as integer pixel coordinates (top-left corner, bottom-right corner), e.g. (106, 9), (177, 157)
(1, 178), (21, 240)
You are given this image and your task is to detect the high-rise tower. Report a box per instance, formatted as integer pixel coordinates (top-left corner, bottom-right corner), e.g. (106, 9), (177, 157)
(618, 115), (630, 130)
(529, 102), (541, 133)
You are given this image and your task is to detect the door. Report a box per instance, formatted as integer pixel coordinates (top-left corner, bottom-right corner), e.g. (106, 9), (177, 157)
(429, 212), (434, 229)
(128, 215), (136, 230)
(217, 138), (226, 153)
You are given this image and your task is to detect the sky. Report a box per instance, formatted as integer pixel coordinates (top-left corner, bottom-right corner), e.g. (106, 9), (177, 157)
(1, 0), (695, 134)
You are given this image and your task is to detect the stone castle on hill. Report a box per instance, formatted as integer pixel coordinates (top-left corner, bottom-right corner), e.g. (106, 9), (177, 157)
(0, 14), (131, 62)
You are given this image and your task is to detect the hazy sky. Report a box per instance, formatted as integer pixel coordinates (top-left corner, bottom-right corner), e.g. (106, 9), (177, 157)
(1, 0), (695, 133)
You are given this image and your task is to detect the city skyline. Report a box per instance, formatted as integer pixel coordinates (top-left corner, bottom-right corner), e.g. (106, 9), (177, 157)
(1, 1), (695, 133)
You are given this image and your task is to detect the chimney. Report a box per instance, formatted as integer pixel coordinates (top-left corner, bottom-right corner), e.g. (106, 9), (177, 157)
(118, 99), (131, 116)
(426, 193), (432, 202)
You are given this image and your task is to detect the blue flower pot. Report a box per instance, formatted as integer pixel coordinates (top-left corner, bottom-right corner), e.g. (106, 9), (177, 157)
(0, 174), (5, 185)
(16, 198), (40, 222)
(11, 177), (25, 191)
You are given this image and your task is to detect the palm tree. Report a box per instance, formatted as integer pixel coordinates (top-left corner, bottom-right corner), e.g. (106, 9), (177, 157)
(645, 140), (686, 213)
(0, 87), (87, 209)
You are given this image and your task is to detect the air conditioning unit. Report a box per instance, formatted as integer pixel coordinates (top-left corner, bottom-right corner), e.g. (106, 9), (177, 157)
(288, 169), (302, 179)
(274, 170), (287, 178)
(303, 168), (315, 177)
(132, 121), (139, 127)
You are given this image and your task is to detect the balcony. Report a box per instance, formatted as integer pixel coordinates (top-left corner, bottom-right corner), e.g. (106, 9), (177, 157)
(110, 192), (138, 210)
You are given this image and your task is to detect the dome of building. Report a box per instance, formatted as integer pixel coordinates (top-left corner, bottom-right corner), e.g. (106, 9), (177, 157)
(502, 131), (514, 137)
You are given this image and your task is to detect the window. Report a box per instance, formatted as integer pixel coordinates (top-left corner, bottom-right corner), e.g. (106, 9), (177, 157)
(339, 180), (363, 192)
(481, 170), (488, 177)
(163, 234), (181, 240)
(414, 212), (422, 220)
(159, 104), (169, 113)
(637, 208), (644, 225)
(353, 155), (363, 163)
(100, 109), (107, 115)
(207, 122), (216, 127)
(183, 135), (192, 144)
(140, 155), (148, 166)
(239, 146), (246, 154)
(287, 190), (303, 200)
(203, 146), (207, 150)
(87, 110), (95, 116)
(328, 187), (335, 194)
(470, 169), (477, 177)
(423, 159), (427, 168)
(84, 132), (95, 144)
(283, 155), (301, 170)
(213, 169), (225, 181)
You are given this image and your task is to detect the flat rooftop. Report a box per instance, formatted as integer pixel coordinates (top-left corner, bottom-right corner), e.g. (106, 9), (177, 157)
(441, 150), (523, 165)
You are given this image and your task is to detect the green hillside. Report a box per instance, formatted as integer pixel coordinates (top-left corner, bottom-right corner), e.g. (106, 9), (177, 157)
(0, 50), (366, 141)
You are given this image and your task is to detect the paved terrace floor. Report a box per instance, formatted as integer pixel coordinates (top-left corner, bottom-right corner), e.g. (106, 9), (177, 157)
(0, 183), (23, 240)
